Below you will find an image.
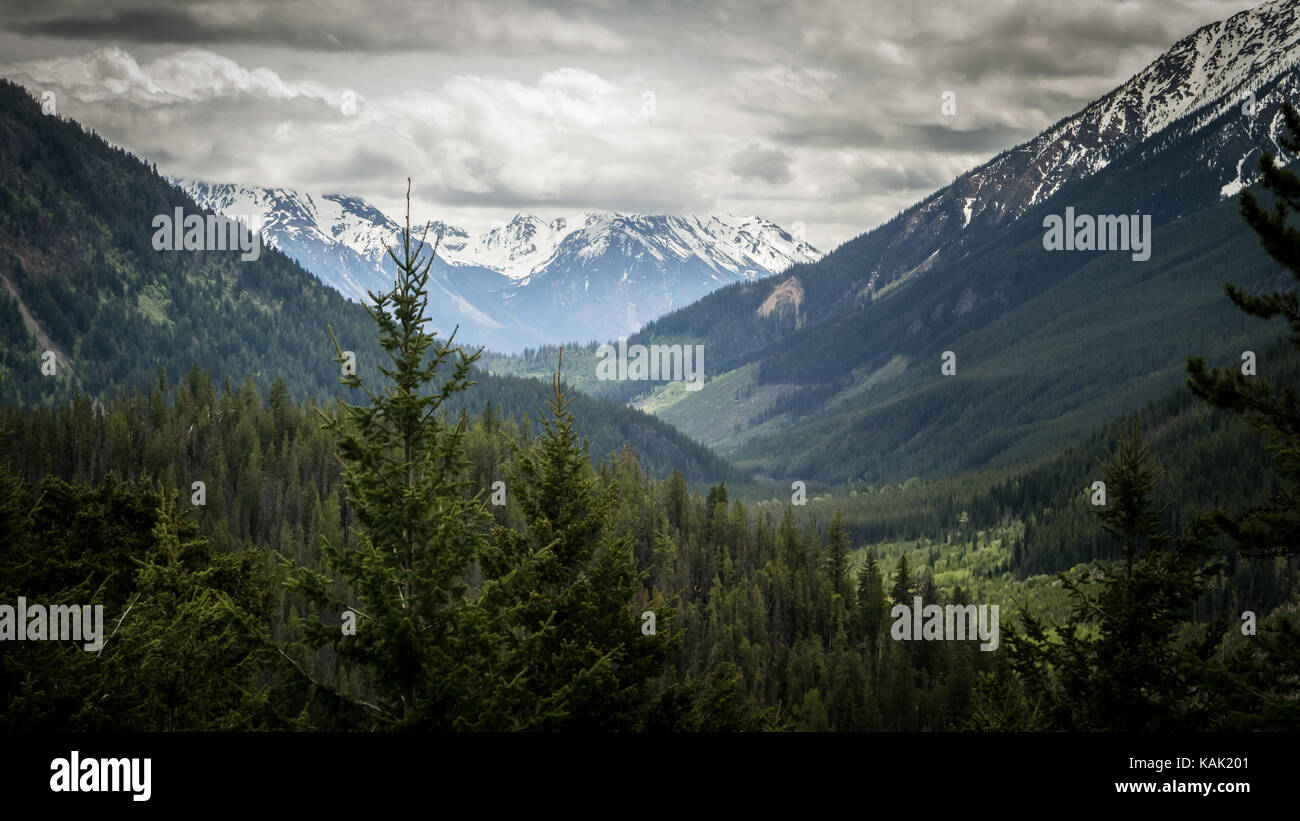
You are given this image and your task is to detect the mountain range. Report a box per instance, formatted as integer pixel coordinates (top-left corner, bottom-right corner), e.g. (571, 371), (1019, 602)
(177, 180), (821, 352)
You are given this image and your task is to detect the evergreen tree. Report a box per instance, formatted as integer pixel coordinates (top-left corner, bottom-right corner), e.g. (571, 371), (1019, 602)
(1001, 417), (1224, 730)
(477, 357), (676, 729)
(284, 182), (489, 729)
(705, 481), (728, 530)
(890, 554), (912, 605)
(99, 489), (276, 731)
(856, 548), (886, 647)
(1182, 104), (1300, 725)
(824, 511), (852, 603)
(0, 460), (272, 730)
(1187, 101), (1300, 558)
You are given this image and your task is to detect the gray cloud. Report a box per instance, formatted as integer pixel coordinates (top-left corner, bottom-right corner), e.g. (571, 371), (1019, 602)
(0, 0), (1262, 248)
(729, 143), (793, 184)
(3, 0), (629, 55)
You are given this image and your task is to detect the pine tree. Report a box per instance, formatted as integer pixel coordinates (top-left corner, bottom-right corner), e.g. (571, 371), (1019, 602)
(856, 547), (886, 647)
(890, 554), (912, 605)
(284, 181), (489, 729)
(477, 357), (675, 729)
(705, 481), (728, 530)
(101, 488), (275, 730)
(1187, 101), (1300, 558)
(1001, 416), (1224, 730)
(824, 511), (852, 603)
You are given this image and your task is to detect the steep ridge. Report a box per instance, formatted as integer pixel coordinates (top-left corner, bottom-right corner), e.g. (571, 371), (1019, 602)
(624, 0), (1300, 482)
(637, 0), (1300, 365)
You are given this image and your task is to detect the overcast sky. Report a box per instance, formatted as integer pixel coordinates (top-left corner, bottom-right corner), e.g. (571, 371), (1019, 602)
(0, 0), (1263, 250)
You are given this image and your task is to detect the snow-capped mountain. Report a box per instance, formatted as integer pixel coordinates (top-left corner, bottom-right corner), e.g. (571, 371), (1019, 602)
(457, 211), (818, 283)
(503, 211), (820, 340)
(176, 180), (820, 351)
(172, 180), (472, 302)
(848, 0), (1300, 297)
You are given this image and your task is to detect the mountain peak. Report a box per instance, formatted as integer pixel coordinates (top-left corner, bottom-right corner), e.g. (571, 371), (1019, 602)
(821, 0), (1300, 297)
(176, 179), (822, 350)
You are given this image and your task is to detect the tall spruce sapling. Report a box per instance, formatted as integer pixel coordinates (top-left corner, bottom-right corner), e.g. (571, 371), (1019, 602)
(283, 180), (489, 729)
(478, 355), (677, 730)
